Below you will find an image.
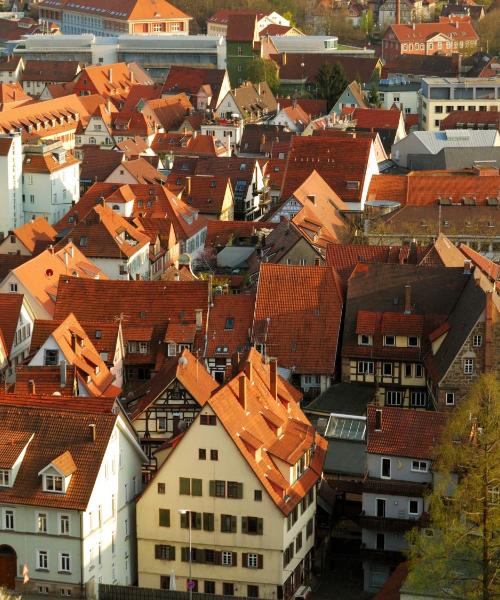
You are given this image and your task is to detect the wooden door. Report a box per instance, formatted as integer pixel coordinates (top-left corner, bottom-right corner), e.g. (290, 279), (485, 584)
(0, 546), (16, 589)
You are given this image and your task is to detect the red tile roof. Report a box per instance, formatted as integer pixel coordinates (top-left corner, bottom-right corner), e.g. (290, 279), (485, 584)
(21, 60), (81, 84)
(206, 293), (255, 357)
(439, 110), (500, 130)
(253, 264), (343, 374)
(208, 8), (263, 23)
(459, 244), (500, 282)
(387, 17), (478, 44)
(280, 135), (374, 203)
(275, 53), (380, 84)
(0, 395), (118, 510)
(162, 66), (227, 109)
(205, 220), (276, 249)
(352, 107), (402, 130)
(0, 293), (24, 352)
(276, 97), (327, 118)
(12, 218), (58, 255)
(367, 405), (447, 460)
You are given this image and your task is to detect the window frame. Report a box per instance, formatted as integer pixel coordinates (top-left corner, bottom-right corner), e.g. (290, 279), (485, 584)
(381, 457), (391, 479)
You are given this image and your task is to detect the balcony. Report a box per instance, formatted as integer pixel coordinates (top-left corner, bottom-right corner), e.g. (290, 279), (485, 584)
(363, 477), (430, 497)
(360, 513), (427, 533)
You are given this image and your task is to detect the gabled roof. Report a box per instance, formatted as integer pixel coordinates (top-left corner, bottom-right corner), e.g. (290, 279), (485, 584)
(253, 264), (343, 374)
(387, 18), (478, 43)
(23, 150), (80, 175)
(459, 244), (500, 282)
(143, 94), (192, 131)
(206, 293), (255, 357)
(0, 254), (30, 284)
(440, 110), (500, 130)
(181, 175), (232, 215)
(0, 293), (25, 352)
(162, 66), (227, 109)
(106, 157), (167, 185)
(203, 348), (325, 515)
(227, 81), (277, 115)
(12, 365), (76, 397)
(277, 97), (327, 118)
(38, 0), (190, 20)
(128, 348), (218, 419)
(367, 405), (447, 460)
(280, 134), (375, 203)
(7, 243), (107, 317)
(352, 107), (402, 130)
(12, 217), (58, 255)
(57, 204), (150, 259)
(226, 13), (258, 42)
(208, 8), (263, 24)
(0, 395), (117, 509)
(382, 53), (460, 77)
(275, 53), (380, 84)
(21, 60), (81, 83)
(0, 82), (32, 110)
(205, 220), (276, 249)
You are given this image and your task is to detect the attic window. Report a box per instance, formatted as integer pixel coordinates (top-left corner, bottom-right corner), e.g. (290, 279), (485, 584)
(225, 317), (234, 330)
(44, 475), (63, 492)
(139, 310), (146, 319)
(210, 180), (217, 188)
(239, 164), (247, 171)
(80, 236), (88, 247)
(0, 470), (11, 487)
(345, 180), (360, 190)
(95, 330), (102, 339)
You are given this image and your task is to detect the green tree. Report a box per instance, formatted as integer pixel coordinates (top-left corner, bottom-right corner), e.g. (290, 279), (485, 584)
(247, 58), (280, 94)
(368, 83), (382, 107)
(314, 62), (348, 111)
(407, 374), (500, 600)
(360, 8), (374, 37)
(477, 8), (500, 55)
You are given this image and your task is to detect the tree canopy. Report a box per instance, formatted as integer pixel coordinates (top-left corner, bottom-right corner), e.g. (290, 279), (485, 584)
(314, 62), (348, 111)
(247, 58), (280, 94)
(406, 374), (500, 600)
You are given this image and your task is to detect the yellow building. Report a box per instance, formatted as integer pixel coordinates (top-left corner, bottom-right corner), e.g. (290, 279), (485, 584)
(136, 349), (326, 598)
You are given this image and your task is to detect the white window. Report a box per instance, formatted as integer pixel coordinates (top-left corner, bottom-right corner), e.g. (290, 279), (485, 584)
(9, 283), (17, 293)
(464, 358), (474, 374)
(167, 342), (176, 357)
(222, 551), (233, 566)
(408, 499), (419, 515)
(411, 460), (428, 472)
(381, 457), (391, 479)
(386, 390), (402, 406)
(59, 553), (71, 573)
(45, 474), (64, 492)
(359, 334), (372, 346)
(37, 513), (47, 533)
(384, 335), (395, 346)
(473, 335), (482, 347)
(357, 361), (374, 375)
(4, 509), (15, 530)
(247, 553), (258, 568)
(0, 470), (10, 486)
(59, 514), (70, 535)
(410, 391), (426, 407)
(37, 550), (49, 570)
(445, 392), (455, 406)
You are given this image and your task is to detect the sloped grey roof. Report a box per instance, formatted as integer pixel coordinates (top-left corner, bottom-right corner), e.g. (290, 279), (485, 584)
(305, 382), (375, 416)
(324, 439), (365, 476)
(411, 129), (499, 154)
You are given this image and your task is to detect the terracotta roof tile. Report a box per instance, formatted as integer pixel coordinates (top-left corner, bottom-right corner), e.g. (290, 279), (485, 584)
(205, 220), (276, 249)
(162, 67), (226, 109)
(387, 18), (478, 44)
(21, 60), (81, 84)
(253, 264), (343, 374)
(440, 110), (500, 130)
(0, 395), (117, 510)
(0, 293), (24, 352)
(367, 405), (447, 460)
(206, 293), (255, 356)
(352, 107), (402, 130)
(12, 217), (57, 255)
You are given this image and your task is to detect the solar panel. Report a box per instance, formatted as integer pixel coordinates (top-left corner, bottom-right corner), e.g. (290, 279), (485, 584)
(325, 415), (366, 441)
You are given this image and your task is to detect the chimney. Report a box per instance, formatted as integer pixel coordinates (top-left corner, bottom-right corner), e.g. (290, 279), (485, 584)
(269, 358), (278, 401)
(464, 259), (472, 274)
(108, 68), (113, 83)
(195, 308), (203, 331)
(28, 379), (36, 394)
(396, 0), (401, 23)
(404, 284), (412, 314)
(375, 408), (382, 431)
(239, 374), (247, 411)
(89, 423), (96, 443)
(60, 359), (67, 387)
(245, 359), (253, 383)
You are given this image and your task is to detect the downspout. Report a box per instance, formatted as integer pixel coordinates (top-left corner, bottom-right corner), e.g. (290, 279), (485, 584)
(80, 512), (86, 600)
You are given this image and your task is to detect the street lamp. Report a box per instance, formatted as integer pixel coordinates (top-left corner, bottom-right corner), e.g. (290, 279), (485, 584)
(178, 509), (192, 600)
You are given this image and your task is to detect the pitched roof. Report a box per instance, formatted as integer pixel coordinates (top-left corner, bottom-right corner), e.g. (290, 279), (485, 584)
(226, 13), (258, 42)
(280, 135), (375, 203)
(0, 55), (22, 73)
(253, 264), (343, 374)
(21, 60), (81, 83)
(367, 405), (447, 460)
(23, 150), (80, 175)
(38, 0), (190, 19)
(12, 218), (58, 255)
(352, 107), (402, 130)
(440, 110), (500, 130)
(0, 254), (30, 284)
(276, 97), (327, 118)
(459, 244), (500, 282)
(206, 293), (255, 357)
(229, 81), (277, 115)
(208, 8), (263, 23)
(143, 94), (192, 131)
(128, 348), (218, 419)
(106, 157), (167, 185)
(240, 123), (292, 155)
(182, 175), (232, 215)
(205, 220), (277, 249)
(7, 243), (107, 317)
(0, 396), (117, 509)
(78, 146), (124, 184)
(203, 348), (325, 515)
(382, 53), (460, 77)
(162, 66), (227, 109)
(276, 53), (380, 84)
(0, 293), (24, 352)
(387, 18), (478, 43)
(0, 82), (32, 110)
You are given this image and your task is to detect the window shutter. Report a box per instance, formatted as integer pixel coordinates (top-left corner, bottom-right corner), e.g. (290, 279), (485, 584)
(242, 516), (248, 533)
(257, 518), (263, 535)
(237, 482), (243, 498)
(258, 554), (264, 569)
(232, 551), (237, 567)
(209, 480), (215, 496)
(231, 515), (237, 533)
(242, 552), (248, 568)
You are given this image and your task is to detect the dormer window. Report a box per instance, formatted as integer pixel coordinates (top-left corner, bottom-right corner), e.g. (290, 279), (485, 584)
(384, 335), (395, 346)
(45, 474), (64, 492)
(408, 336), (419, 347)
(358, 334), (372, 346)
(0, 469), (11, 487)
